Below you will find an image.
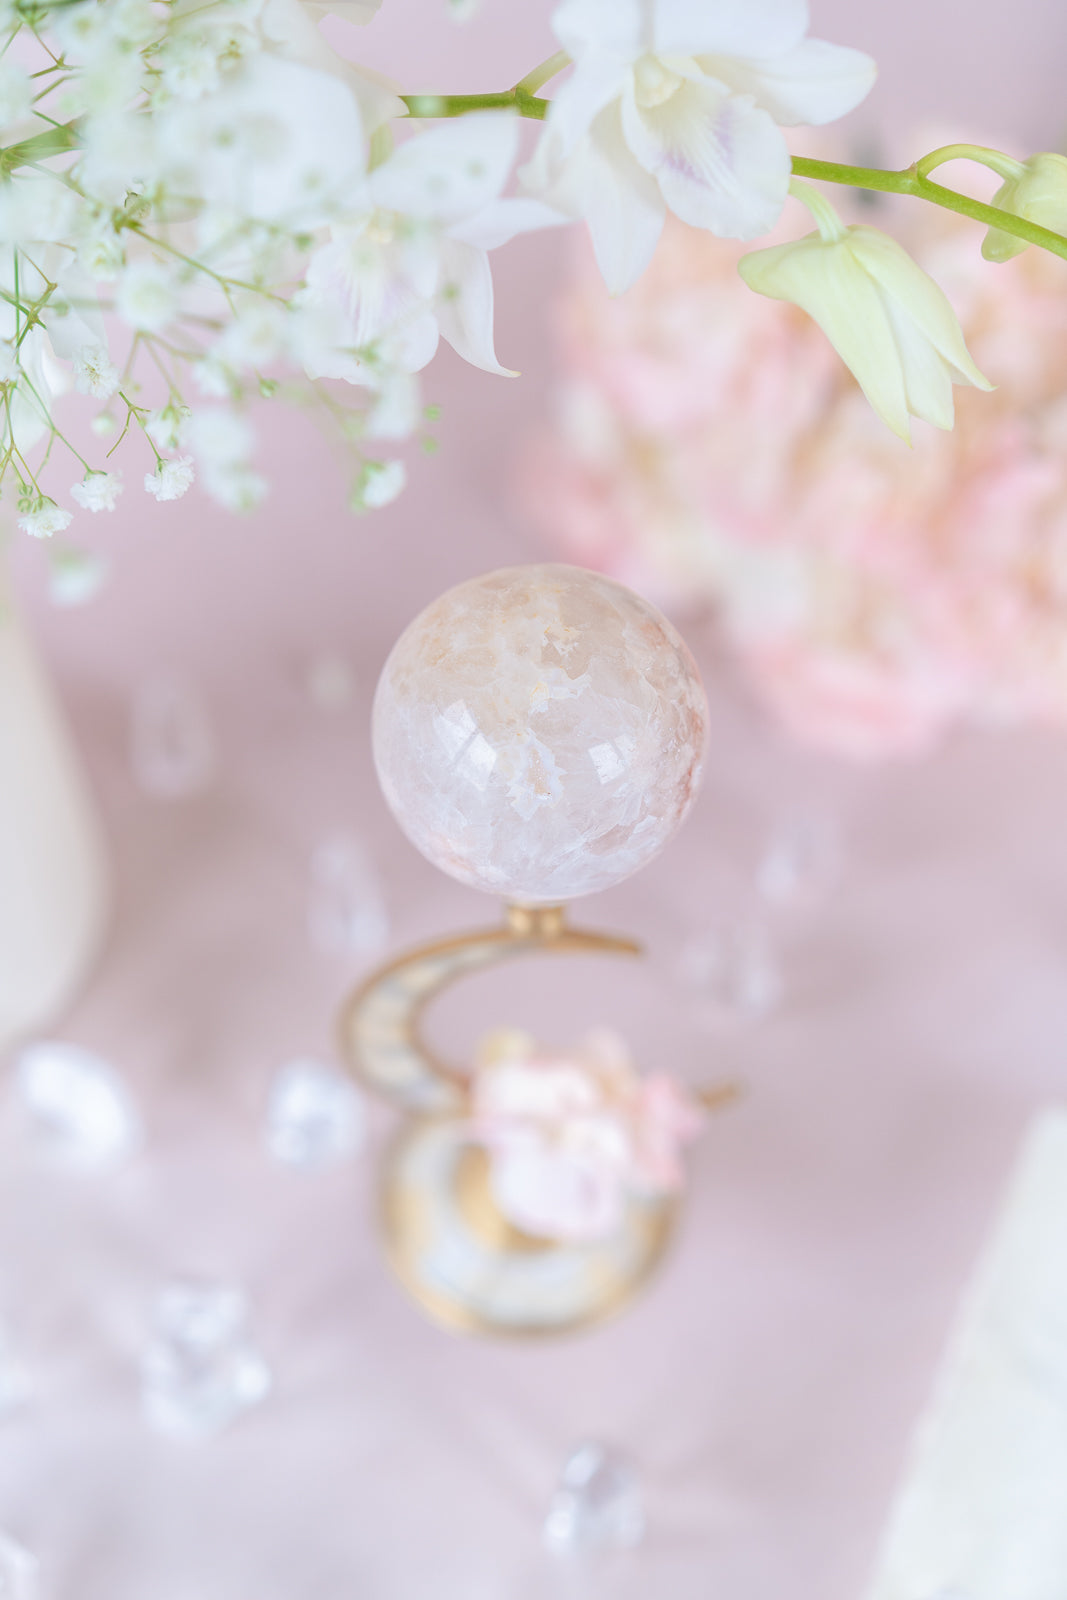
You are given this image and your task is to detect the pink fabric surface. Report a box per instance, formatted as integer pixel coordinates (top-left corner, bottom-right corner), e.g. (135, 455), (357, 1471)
(3, 3), (1067, 1595)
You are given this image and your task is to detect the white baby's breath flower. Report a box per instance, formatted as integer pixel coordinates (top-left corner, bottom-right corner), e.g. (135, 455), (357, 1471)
(217, 301), (287, 370)
(202, 464), (268, 510)
(70, 470), (123, 512)
(19, 500), (74, 539)
(49, 547), (108, 607)
(187, 409), (256, 468)
(145, 405), (191, 451)
(73, 345), (120, 399)
(77, 226), (126, 282)
(116, 260), (178, 333)
(144, 456), (196, 501)
(351, 457), (406, 510)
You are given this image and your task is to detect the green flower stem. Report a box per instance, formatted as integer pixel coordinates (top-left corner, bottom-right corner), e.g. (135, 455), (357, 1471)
(790, 154), (1067, 263)
(0, 118), (79, 172)
(515, 49), (570, 97)
(788, 178), (846, 242)
(401, 88), (551, 121)
(915, 143), (1024, 183)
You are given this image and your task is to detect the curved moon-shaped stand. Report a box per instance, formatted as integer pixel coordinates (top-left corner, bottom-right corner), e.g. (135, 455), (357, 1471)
(338, 905), (678, 1337)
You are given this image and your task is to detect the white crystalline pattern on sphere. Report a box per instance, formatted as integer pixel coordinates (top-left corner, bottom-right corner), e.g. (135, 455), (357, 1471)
(265, 1058), (365, 1167)
(141, 1281), (272, 1437)
(0, 1532), (39, 1600)
(543, 1442), (645, 1555)
(14, 1041), (141, 1167)
(373, 565), (708, 902)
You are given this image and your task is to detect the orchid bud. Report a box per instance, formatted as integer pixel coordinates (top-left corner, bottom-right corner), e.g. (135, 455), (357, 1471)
(739, 209), (992, 442)
(983, 152), (1067, 263)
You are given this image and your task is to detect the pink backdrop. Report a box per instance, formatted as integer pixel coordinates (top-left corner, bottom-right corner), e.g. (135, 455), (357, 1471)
(4, 3), (1067, 1595)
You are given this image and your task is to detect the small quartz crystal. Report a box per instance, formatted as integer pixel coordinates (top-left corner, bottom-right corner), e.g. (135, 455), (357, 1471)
(543, 1442), (645, 1555)
(307, 832), (389, 959)
(141, 1281), (271, 1437)
(13, 1041), (141, 1168)
(130, 673), (216, 798)
(265, 1058), (365, 1168)
(679, 920), (784, 1023)
(757, 808), (841, 909)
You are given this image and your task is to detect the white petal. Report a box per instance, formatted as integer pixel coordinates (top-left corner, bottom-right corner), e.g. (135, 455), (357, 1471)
(849, 227), (992, 392)
(436, 240), (512, 375)
(652, 0), (809, 59)
(739, 234), (911, 440)
(881, 295), (955, 431)
(551, 0), (645, 58)
(703, 38), (877, 127)
(620, 73), (790, 238)
(370, 112), (518, 224)
(537, 55), (631, 162)
(566, 104), (666, 294)
(449, 197), (570, 251)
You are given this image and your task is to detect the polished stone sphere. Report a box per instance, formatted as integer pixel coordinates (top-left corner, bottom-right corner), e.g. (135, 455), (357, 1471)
(372, 564), (708, 903)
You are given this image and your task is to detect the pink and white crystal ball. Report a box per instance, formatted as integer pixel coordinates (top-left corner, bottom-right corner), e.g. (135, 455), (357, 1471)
(372, 565), (709, 903)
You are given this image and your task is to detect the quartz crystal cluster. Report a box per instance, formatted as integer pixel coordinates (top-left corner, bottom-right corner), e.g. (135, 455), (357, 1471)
(372, 565), (708, 902)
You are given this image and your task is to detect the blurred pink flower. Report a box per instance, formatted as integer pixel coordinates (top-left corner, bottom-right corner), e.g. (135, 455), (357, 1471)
(469, 1028), (704, 1242)
(525, 173), (1067, 759)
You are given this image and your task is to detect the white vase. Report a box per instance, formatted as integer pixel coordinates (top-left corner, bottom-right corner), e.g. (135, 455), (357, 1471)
(0, 579), (109, 1049)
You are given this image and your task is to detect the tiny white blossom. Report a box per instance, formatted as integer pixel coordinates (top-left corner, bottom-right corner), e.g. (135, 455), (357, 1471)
(352, 458), (406, 511)
(187, 409), (256, 467)
(116, 260), (179, 333)
(19, 501), (74, 539)
(202, 464), (268, 511)
(77, 226), (126, 282)
(144, 456), (196, 501)
(71, 470), (123, 512)
(145, 405), (191, 451)
(49, 548), (108, 607)
(73, 345), (120, 399)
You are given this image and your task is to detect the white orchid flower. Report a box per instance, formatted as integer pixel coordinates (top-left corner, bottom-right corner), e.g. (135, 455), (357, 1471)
(738, 187), (992, 441)
(983, 152), (1067, 262)
(523, 0), (876, 293)
(302, 112), (564, 383)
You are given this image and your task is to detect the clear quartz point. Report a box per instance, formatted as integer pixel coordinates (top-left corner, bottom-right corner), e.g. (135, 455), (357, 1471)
(679, 919), (784, 1024)
(13, 1041), (141, 1168)
(0, 1532), (39, 1600)
(130, 674), (216, 798)
(141, 1281), (271, 1437)
(265, 1059), (365, 1168)
(307, 832), (388, 959)
(757, 808), (841, 909)
(543, 1442), (645, 1556)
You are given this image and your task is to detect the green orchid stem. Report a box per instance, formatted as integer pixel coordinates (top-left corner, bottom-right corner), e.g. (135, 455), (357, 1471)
(791, 154), (1067, 264)
(402, 89), (550, 121)
(0, 118), (79, 173)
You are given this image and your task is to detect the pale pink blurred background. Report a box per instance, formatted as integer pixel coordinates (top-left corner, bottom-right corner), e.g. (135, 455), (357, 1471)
(3, 2), (1067, 1596)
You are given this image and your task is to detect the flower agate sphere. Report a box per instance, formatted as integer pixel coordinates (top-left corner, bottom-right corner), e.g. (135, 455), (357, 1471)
(372, 565), (708, 902)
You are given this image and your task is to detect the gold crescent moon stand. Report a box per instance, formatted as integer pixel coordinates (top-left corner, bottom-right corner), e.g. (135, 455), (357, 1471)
(338, 904), (730, 1338)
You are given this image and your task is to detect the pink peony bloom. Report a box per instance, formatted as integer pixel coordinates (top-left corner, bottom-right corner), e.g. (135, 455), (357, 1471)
(525, 163), (1067, 759)
(469, 1028), (704, 1242)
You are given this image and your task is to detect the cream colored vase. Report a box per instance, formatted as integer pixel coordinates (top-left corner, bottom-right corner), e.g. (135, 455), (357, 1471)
(0, 582), (109, 1049)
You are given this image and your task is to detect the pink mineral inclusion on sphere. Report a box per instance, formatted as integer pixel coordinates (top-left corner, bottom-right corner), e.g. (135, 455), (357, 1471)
(372, 564), (709, 902)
